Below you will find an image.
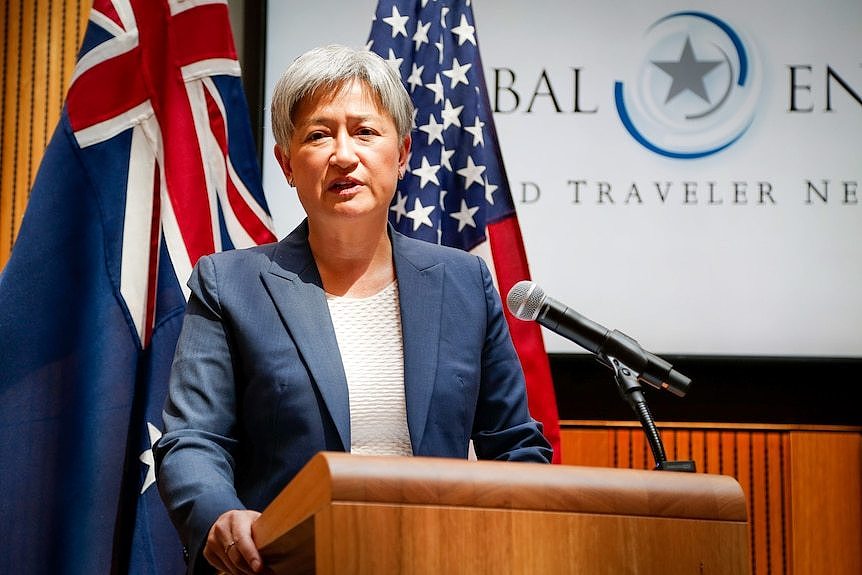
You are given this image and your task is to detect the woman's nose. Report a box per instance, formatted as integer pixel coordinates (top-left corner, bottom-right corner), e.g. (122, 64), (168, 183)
(330, 134), (359, 169)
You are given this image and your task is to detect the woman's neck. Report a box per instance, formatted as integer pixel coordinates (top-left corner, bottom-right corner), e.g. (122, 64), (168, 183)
(307, 218), (395, 298)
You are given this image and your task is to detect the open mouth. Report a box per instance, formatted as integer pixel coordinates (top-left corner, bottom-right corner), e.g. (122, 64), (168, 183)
(328, 178), (362, 193)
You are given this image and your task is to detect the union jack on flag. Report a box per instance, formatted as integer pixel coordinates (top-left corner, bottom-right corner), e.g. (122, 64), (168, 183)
(67, 0), (276, 347)
(0, 0), (274, 572)
(369, 0), (561, 461)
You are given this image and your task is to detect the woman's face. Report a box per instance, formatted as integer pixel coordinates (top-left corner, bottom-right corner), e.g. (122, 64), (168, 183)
(275, 80), (410, 226)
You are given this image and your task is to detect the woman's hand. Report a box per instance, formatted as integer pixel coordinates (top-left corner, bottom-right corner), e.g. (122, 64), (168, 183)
(203, 509), (268, 574)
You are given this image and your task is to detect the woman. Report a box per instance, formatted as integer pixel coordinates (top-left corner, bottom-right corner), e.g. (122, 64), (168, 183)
(155, 45), (552, 575)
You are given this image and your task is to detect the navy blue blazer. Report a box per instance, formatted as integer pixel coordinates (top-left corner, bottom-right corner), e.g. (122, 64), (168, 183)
(154, 221), (551, 572)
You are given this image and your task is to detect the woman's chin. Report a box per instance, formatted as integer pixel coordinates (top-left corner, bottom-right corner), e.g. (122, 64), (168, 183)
(327, 199), (387, 221)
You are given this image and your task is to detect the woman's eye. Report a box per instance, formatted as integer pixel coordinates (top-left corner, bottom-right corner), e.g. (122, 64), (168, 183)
(356, 127), (377, 137)
(306, 131), (327, 142)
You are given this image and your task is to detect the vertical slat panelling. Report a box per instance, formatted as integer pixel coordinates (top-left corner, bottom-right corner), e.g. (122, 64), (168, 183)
(676, 427), (693, 463)
(781, 434), (792, 575)
(750, 432), (770, 575)
(0, 2), (6, 147)
(720, 430), (737, 478)
(766, 433), (786, 575)
(562, 423), (862, 575)
(734, 431), (756, 575)
(613, 428), (628, 468)
(662, 426), (678, 464)
(630, 426), (650, 470)
(690, 429), (706, 472)
(675, 428), (692, 467)
(1, 0), (23, 263)
(35, 0), (53, 169)
(13, 0), (36, 258)
(705, 430), (722, 474)
(30, 0), (49, 204)
(567, 425), (783, 575)
(0, 0), (87, 269)
(4, 0), (30, 263)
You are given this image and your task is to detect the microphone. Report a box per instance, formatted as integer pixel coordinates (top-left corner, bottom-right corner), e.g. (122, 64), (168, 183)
(506, 281), (691, 397)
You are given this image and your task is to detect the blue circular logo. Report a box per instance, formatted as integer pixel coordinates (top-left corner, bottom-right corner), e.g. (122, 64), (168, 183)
(614, 12), (761, 159)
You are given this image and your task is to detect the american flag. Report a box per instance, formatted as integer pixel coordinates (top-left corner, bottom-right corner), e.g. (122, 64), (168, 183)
(0, 0), (274, 572)
(369, 0), (561, 461)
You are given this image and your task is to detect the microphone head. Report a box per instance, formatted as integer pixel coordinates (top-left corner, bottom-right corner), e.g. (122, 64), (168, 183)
(506, 280), (546, 321)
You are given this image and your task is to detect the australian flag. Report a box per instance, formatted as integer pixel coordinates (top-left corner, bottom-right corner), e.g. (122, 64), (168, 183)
(0, 1), (276, 573)
(369, 0), (561, 461)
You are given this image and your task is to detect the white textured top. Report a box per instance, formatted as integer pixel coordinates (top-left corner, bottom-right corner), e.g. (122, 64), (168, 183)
(326, 281), (413, 456)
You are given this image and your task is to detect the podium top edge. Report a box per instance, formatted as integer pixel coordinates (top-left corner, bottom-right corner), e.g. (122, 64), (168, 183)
(302, 452), (746, 522)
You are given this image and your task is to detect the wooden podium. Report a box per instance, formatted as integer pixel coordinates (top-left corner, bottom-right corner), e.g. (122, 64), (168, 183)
(252, 452), (749, 574)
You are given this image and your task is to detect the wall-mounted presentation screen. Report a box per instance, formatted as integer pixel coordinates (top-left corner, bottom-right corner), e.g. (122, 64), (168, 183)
(262, 0), (861, 357)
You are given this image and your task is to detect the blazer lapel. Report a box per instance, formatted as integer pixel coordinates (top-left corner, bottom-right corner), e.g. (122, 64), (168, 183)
(392, 230), (443, 453)
(259, 222), (351, 451)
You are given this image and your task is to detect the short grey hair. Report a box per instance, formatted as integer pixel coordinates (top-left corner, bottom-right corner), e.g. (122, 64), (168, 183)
(270, 44), (414, 148)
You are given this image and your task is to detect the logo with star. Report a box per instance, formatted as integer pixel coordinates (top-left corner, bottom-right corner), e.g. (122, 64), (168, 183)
(614, 11), (762, 159)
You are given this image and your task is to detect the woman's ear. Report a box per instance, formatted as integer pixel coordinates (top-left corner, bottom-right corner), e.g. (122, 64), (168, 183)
(398, 134), (411, 176)
(274, 145), (295, 187)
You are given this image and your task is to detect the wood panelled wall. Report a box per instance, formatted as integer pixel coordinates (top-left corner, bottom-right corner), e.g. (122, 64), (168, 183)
(561, 421), (862, 575)
(0, 0), (89, 269)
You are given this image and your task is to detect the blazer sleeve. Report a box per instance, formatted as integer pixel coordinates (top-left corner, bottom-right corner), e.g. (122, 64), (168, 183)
(153, 255), (245, 573)
(471, 257), (553, 463)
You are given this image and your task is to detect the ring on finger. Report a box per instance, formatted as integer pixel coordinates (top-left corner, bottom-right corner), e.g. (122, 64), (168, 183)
(224, 540), (238, 554)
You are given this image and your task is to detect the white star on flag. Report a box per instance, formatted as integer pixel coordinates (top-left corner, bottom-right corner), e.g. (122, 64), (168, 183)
(456, 156), (486, 189)
(484, 176), (498, 204)
(451, 14), (477, 46)
(440, 147), (455, 171)
(407, 63), (424, 92)
(413, 19), (431, 50)
(419, 113), (445, 145)
(406, 197), (435, 230)
(384, 48), (403, 73)
(424, 73), (444, 103)
(383, 5), (409, 38)
(450, 199), (480, 231)
(138, 422), (163, 494)
(390, 190), (409, 222)
(412, 156), (441, 188)
(442, 57), (472, 88)
(464, 116), (485, 147)
(440, 99), (463, 129)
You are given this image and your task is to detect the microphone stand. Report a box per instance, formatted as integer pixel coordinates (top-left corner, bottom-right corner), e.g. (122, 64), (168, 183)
(606, 356), (696, 472)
